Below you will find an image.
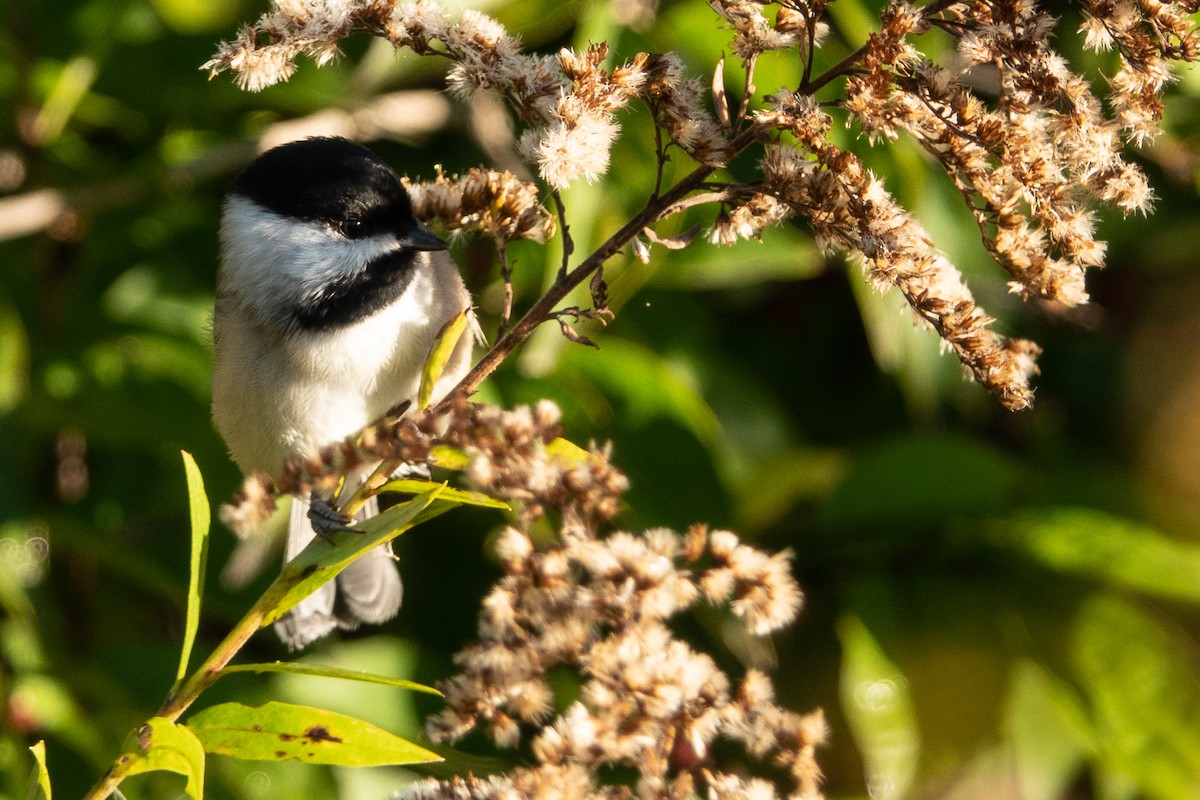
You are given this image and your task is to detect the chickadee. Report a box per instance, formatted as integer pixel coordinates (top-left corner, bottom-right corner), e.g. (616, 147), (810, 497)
(212, 136), (476, 649)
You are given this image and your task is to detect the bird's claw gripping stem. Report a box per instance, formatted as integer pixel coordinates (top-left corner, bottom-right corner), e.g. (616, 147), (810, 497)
(308, 496), (358, 541)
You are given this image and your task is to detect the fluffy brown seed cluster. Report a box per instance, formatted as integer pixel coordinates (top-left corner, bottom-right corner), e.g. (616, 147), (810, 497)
(705, 0), (1194, 407)
(218, 399), (626, 538)
(409, 523), (824, 800)
(839, 0), (1164, 310)
(405, 167), (555, 244)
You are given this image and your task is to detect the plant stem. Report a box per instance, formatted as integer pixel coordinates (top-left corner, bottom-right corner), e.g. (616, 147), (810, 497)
(799, 43), (868, 94)
(497, 245), (514, 338)
(440, 128), (761, 405)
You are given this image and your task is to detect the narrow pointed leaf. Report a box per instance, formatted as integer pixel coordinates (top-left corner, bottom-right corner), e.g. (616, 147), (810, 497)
(186, 701), (441, 766)
(418, 307), (470, 410)
(996, 508), (1200, 601)
(217, 662), (442, 695)
(378, 478), (509, 510)
(27, 741), (50, 800)
(176, 451), (210, 687)
(254, 488), (451, 625)
(116, 717), (205, 800)
(838, 614), (920, 800)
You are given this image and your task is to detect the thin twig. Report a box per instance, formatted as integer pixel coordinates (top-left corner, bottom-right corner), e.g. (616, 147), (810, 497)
(803, 13), (818, 87)
(795, 0), (964, 95)
(799, 43), (868, 94)
(497, 245), (514, 338)
(660, 186), (750, 217)
(651, 112), (668, 200)
(550, 188), (573, 280)
(737, 53), (759, 126)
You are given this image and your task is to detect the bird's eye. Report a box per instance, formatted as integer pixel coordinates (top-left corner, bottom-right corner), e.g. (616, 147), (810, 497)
(341, 218), (367, 238)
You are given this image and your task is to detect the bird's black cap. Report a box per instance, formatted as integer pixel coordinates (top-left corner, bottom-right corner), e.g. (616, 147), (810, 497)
(232, 136), (420, 238)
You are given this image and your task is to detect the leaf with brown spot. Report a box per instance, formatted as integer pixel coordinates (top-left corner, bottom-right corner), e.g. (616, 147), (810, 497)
(185, 701), (440, 766)
(111, 718), (205, 799)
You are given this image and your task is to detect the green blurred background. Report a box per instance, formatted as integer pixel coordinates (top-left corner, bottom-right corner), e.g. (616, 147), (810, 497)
(4, 0), (1200, 797)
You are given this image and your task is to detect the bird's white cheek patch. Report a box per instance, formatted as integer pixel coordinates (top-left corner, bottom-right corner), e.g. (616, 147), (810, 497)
(219, 196), (399, 321)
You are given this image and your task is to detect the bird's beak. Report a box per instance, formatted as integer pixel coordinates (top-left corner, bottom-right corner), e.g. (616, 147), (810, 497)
(399, 227), (449, 252)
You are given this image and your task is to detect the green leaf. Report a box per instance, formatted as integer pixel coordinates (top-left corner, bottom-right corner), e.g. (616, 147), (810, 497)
(545, 436), (592, 464)
(176, 451), (210, 688)
(849, 275), (952, 416)
(377, 478), (509, 510)
(26, 741), (51, 800)
(186, 701), (441, 766)
(429, 444), (471, 470)
(418, 307), (470, 410)
(116, 717), (206, 800)
(838, 614), (920, 800)
(149, 0), (245, 33)
(254, 488), (451, 626)
(996, 509), (1200, 602)
(1004, 661), (1094, 800)
(217, 662), (442, 695)
(30, 55), (97, 145)
(1072, 595), (1200, 799)
(0, 296), (29, 414)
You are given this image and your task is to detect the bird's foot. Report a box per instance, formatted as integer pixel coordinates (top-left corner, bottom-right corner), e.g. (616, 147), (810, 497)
(308, 496), (358, 542)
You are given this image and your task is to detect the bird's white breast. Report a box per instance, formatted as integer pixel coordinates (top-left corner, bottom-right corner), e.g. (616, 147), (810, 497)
(212, 251), (471, 477)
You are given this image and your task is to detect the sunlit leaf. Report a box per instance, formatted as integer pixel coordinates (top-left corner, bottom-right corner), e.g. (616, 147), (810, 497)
(996, 509), (1200, 602)
(377, 478), (509, 509)
(545, 435), (592, 464)
(418, 307), (470, 410)
(849, 276), (951, 416)
(0, 297), (29, 414)
(101, 266), (213, 344)
(116, 717), (205, 800)
(429, 443), (471, 470)
(150, 0), (245, 33)
(186, 701), (441, 766)
(10, 675), (83, 735)
(255, 488), (452, 626)
(27, 741), (51, 800)
(218, 662), (441, 695)
(1072, 594), (1200, 798)
(838, 614), (920, 800)
(176, 451), (210, 688)
(30, 56), (97, 145)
